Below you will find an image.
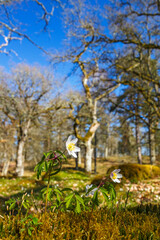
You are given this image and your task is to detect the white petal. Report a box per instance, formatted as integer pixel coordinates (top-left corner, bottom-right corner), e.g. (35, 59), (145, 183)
(67, 149), (71, 155)
(113, 169), (121, 173)
(115, 179), (121, 183)
(66, 135), (72, 146)
(74, 146), (80, 152)
(71, 151), (77, 158)
(117, 174), (122, 178)
(70, 138), (78, 144)
(86, 185), (91, 191)
(110, 177), (115, 182)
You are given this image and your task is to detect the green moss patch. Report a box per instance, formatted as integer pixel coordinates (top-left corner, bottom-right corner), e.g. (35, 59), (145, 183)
(107, 164), (160, 183)
(0, 206), (160, 239)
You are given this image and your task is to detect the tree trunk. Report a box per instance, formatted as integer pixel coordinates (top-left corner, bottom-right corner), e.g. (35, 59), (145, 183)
(85, 138), (93, 172)
(16, 140), (25, 176)
(84, 122), (100, 172)
(105, 122), (109, 158)
(94, 132), (97, 174)
(135, 116), (142, 164)
(2, 151), (10, 176)
(78, 151), (81, 164)
(149, 127), (156, 165)
(105, 147), (108, 158)
(16, 120), (31, 176)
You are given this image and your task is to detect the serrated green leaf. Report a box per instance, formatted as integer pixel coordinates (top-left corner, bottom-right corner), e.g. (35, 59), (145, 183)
(47, 190), (52, 201)
(107, 184), (116, 200)
(56, 193), (61, 202)
(64, 193), (74, 201)
(65, 194), (74, 208)
(99, 187), (109, 195)
(44, 161), (48, 172)
(75, 194), (85, 208)
(62, 188), (73, 192)
(92, 189), (99, 206)
(41, 187), (47, 193)
(55, 150), (63, 156)
(50, 168), (61, 176)
(75, 199), (81, 213)
(102, 192), (109, 202)
(54, 188), (62, 196)
(44, 151), (52, 158)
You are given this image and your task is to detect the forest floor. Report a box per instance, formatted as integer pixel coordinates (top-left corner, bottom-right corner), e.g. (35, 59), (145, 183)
(0, 155), (160, 215)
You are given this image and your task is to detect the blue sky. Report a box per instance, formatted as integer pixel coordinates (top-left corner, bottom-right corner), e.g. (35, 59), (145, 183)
(0, 0), (120, 93)
(0, 0), (104, 92)
(0, 0), (64, 68)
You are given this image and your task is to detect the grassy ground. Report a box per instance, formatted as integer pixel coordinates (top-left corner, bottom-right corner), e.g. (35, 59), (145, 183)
(0, 156), (160, 215)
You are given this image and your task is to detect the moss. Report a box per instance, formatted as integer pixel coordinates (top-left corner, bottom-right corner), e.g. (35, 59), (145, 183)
(90, 175), (104, 186)
(0, 206), (160, 239)
(107, 164), (160, 183)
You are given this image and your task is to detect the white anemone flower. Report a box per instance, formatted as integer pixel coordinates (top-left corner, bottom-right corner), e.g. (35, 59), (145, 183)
(85, 184), (98, 196)
(110, 169), (122, 183)
(66, 135), (80, 158)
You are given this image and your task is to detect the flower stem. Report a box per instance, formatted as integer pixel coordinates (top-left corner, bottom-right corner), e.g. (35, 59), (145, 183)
(45, 174), (50, 216)
(86, 176), (111, 239)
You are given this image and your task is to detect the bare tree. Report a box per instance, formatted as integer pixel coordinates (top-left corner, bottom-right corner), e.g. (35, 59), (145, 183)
(51, 0), (121, 172)
(0, 64), (60, 176)
(0, 0), (63, 55)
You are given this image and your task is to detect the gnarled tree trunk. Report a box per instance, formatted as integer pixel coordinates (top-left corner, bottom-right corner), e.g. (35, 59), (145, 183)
(84, 122), (100, 172)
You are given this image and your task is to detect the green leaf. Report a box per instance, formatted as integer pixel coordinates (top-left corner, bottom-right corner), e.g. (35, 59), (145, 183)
(54, 188), (62, 196)
(92, 189), (99, 206)
(47, 190), (53, 201)
(62, 188), (73, 192)
(50, 168), (61, 176)
(0, 222), (3, 232)
(64, 193), (74, 201)
(75, 194), (85, 208)
(29, 227), (35, 230)
(28, 228), (32, 236)
(56, 193), (61, 202)
(9, 202), (16, 210)
(65, 193), (74, 208)
(99, 187), (109, 202)
(32, 217), (38, 225)
(101, 192), (109, 202)
(75, 199), (81, 213)
(44, 161), (48, 172)
(107, 184), (116, 200)
(22, 202), (29, 209)
(41, 187), (47, 193)
(44, 151), (53, 158)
